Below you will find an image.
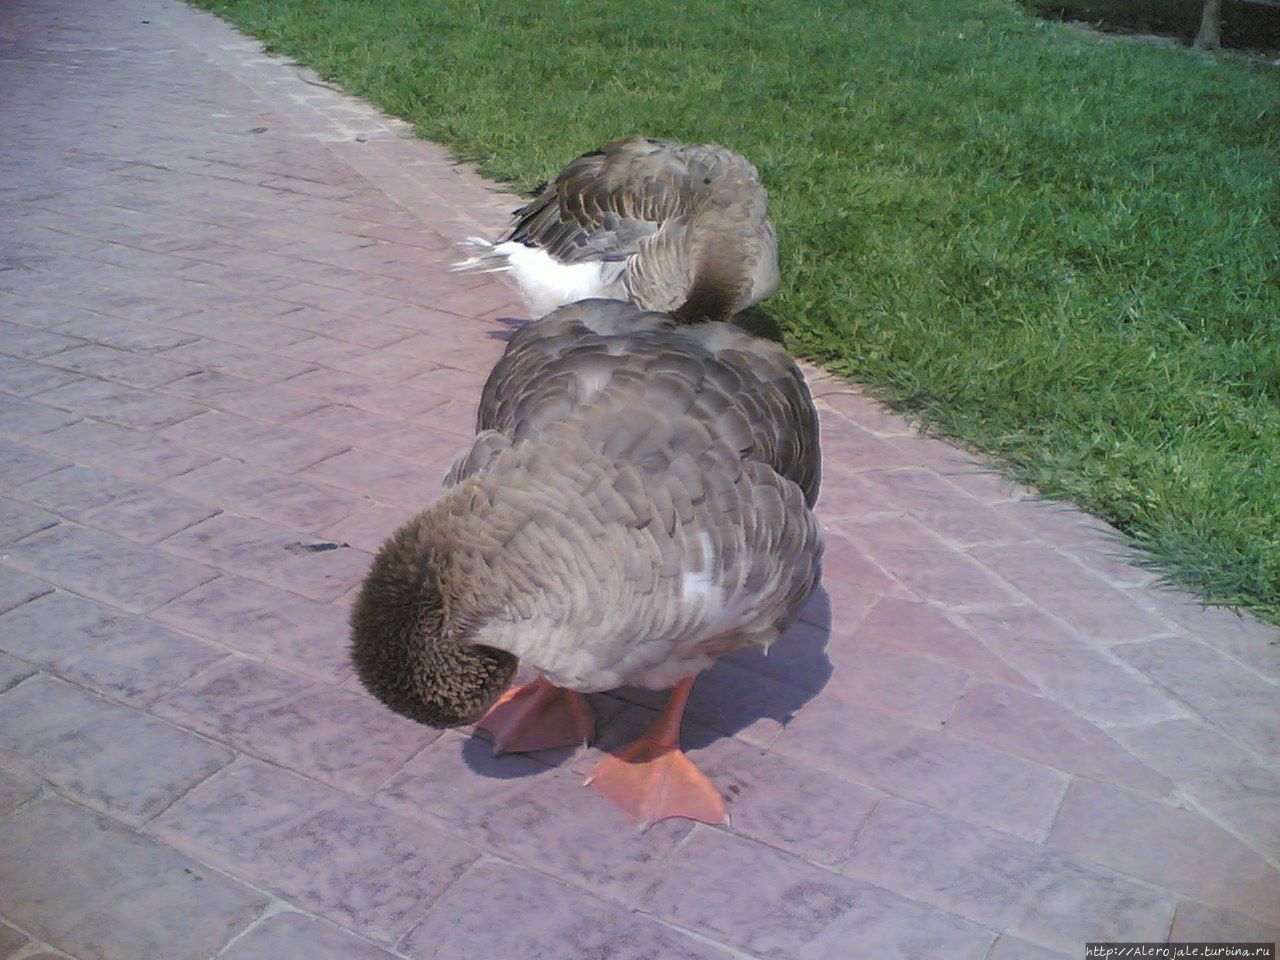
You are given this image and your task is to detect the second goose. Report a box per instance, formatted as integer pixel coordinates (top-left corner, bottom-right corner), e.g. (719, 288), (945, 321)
(458, 136), (780, 323)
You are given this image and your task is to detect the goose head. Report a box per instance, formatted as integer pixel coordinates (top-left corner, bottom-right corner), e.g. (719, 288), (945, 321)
(349, 512), (517, 727)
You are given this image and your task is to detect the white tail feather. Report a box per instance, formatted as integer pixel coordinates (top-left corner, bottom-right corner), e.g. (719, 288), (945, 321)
(452, 239), (623, 316)
(452, 236), (502, 272)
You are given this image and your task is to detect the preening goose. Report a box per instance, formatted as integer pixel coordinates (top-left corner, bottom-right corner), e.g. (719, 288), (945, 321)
(457, 136), (780, 323)
(350, 299), (821, 828)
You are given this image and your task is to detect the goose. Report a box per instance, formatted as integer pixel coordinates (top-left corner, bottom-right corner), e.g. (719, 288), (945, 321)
(350, 299), (821, 828)
(456, 136), (780, 323)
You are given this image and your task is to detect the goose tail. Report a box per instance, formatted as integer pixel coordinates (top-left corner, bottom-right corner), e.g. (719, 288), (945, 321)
(452, 237), (514, 274)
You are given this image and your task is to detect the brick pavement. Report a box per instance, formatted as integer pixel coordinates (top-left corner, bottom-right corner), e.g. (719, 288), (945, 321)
(1, 0), (1277, 957)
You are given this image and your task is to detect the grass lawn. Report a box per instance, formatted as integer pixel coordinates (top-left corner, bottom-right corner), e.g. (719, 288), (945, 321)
(189, 0), (1280, 623)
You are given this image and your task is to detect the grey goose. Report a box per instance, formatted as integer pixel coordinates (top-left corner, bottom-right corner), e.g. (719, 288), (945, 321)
(457, 136), (780, 323)
(351, 299), (822, 828)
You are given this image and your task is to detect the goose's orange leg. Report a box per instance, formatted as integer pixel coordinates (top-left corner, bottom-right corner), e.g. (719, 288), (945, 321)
(476, 677), (596, 755)
(585, 677), (728, 830)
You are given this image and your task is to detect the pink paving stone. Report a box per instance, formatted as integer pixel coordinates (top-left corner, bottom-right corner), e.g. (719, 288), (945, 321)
(0, 674), (234, 824)
(271, 283), (403, 319)
(0, 319), (84, 357)
(0, 439), (68, 488)
(162, 370), (327, 423)
(0, 652), (36, 692)
(860, 467), (1031, 546)
(0, 566), (54, 614)
(275, 309), (416, 350)
(639, 827), (994, 960)
(1047, 780), (1280, 923)
(1115, 718), (1280, 863)
(959, 605), (1182, 725)
(375, 730), (692, 906)
(402, 860), (733, 960)
(0, 796), (268, 960)
(816, 528), (907, 597)
(50, 310), (199, 351)
(14, 464), (149, 519)
(373, 303), (487, 335)
(397, 335), (507, 375)
(162, 310), (317, 350)
(0, 590), (227, 706)
(1169, 901), (1280, 944)
(0, 499), (58, 546)
(815, 632), (972, 728)
(302, 447), (450, 508)
(165, 458), (365, 532)
(281, 368), (451, 421)
(723, 616), (837, 689)
(0, 394), (79, 438)
(36, 378), (205, 430)
(402, 362), (489, 402)
(812, 470), (900, 523)
(45, 343), (199, 388)
(852, 596), (1034, 689)
(0, 767), (38, 818)
(811, 422), (918, 475)
(817, 393), (919, 438)
(291, 401), (424, 446)
(321, 502), (407, 553)
(421, 396), (480, 438)
(150, 657), (435, 794)
(0, 354), (83, 396)
(218, 913), (400, 960)
(946, 682), (1173, 796)
(939, 464), (1027, 505)
(371, 419), (476, 465)
(160, 409), (350, 473)
(282, 335), (430, 380)
(986, 938), (1072, 960)
(25, 418), (217, 480)
(159, 336), (318, 384)
(702, 738), (880, 866)
(843, 515), (1024, 609)
(774, 692), (1069, 841)
(79, 486), (220, 543)
(149, 759), (477, 944)
(994, 498), (1156, 588)
(842, 798), (1175, 953)
(570, 706), (879, 865)
(0, 922), (27, 958)
(376, 728), (559, 824)
(611, 656), (821, 747)
(968, 541), (1168, 642)
(1112, 636), (1278, 758)
(4, 522), (216, 612)
(161, 513), (370, 600)
(795, 581), (880, 636)
(153, 573), (354, 684)
(1134, 588), (1280, 680)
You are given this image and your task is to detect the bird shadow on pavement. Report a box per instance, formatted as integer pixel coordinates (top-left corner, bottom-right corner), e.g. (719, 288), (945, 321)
(460, 584), (833, 777)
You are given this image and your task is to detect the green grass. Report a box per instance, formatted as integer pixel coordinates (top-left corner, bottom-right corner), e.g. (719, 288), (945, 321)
(190, 0), (1280, 623)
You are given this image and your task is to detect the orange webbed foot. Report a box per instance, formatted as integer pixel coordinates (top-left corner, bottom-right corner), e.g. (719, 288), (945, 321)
(475, 677), (596, 755)
(586, 735), (728, 830)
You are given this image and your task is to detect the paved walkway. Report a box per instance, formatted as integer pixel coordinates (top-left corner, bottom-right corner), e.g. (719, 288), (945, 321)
(0, 1), (1277, 957)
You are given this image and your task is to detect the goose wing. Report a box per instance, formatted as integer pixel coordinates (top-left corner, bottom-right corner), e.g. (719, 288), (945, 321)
(450, 408), (822, 692)
(503, 136), (760, 265)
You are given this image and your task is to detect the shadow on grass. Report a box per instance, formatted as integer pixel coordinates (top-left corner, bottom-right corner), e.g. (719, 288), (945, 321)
(1024, 0), (1280, 52)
